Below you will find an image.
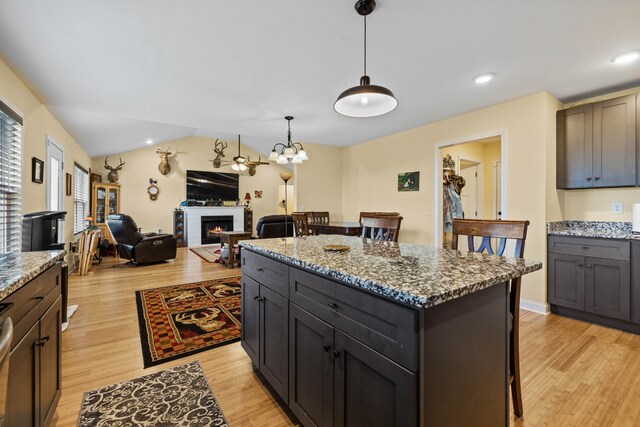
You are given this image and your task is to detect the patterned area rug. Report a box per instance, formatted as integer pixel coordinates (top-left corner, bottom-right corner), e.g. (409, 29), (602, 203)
(135, 277), (241, 368)
(77, 361), (228, 426)
(189, 245), (221, 263)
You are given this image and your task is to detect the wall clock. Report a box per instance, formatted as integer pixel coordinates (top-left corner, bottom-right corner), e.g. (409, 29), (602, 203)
(148, 178), (159, 201)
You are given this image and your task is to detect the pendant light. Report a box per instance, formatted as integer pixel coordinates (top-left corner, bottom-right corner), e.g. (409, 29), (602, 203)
(334, 0), (397, 118)
(231, 135), (247, 171)
(268, 116), (309, 164)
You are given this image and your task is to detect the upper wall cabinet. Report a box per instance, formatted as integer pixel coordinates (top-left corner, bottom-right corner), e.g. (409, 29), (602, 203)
(557, 94), (637, 189)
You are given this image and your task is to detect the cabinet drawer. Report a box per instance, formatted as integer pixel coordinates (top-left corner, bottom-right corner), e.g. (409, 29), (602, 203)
(548, 236), (629, 261)
(241, 250), (289, 297)
(290, 267), (418, 371)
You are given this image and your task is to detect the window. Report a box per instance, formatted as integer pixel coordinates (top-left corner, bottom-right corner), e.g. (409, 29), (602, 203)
(73, 163), (89, 233)
(0, 100), (22, 253)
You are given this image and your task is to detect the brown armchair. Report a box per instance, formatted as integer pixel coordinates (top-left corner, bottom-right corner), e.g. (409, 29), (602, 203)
(106, 214), (177, 264)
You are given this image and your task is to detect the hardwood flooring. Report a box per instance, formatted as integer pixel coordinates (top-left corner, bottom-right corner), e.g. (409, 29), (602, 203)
(53, 248), (640, 426)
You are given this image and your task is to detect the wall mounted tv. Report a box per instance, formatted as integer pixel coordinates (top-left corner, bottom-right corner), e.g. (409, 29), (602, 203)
(186, 171), (239, 203)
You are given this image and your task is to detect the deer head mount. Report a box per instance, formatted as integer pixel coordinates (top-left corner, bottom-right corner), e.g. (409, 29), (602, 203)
(156, 147), (173, 175)
(244, 155), (269, 176)
(210, 135), (269, 176)
(104, 156), (125, 183)
(211, 138), (227, 169)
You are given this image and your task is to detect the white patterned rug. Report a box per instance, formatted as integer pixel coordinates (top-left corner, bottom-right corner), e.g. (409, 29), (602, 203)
(77, 361), (228, 426)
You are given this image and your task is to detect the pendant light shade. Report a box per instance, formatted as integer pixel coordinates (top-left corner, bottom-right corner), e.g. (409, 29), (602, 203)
(268, 116), (309, 164)
(334, 0), (397, 118)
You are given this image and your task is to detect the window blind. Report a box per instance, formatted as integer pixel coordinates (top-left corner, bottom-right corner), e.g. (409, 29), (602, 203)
(0, 100), (22, 253)
(73, 163), (89, 234)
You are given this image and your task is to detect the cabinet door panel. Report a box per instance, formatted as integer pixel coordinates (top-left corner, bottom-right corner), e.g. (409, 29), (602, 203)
(631, 242), (640, 324)
(334, 331), (416, 427)
(585, 258), (630, 321)
(6, 322), (39, 427)
(593, 95), (636, 187)
(260, 285), (289, 401)
(289, 304), (334, 427)
(40, 297), (62, 427)
(557, 105), (593, 189)
(241, 274), (260, 367)
(548, 253), (585, 310)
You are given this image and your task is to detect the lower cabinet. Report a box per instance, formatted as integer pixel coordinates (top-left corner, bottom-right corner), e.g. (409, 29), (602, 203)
(548, 236), (632, 324)
(289, 303), (416, 427)
(241, 274), (288, 401)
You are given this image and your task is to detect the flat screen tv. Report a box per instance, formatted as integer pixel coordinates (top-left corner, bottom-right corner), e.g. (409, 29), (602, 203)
(186, 170), (239, 202)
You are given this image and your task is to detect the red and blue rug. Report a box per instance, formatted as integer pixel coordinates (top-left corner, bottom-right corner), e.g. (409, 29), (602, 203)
(135, 276), (241, 367)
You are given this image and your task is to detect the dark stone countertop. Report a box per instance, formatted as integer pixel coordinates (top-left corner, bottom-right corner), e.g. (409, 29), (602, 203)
(0, 251), (66, 300)
(547, 221), (640, 240)
(240, 235), (541, 308)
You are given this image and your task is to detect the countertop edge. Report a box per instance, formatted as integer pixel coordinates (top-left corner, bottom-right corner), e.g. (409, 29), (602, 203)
(0, 251), (66, 301)
(240, 242), (542, 308)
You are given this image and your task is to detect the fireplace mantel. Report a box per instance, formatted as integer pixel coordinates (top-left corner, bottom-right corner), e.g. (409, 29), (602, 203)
(183, 206), (245, 246)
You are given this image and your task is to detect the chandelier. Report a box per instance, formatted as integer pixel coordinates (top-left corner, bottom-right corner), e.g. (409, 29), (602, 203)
(268, 116), (309, 164)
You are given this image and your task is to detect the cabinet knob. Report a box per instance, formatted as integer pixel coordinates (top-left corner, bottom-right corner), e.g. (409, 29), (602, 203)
(333, 350), (341, 360)
(586, 177), (592, 181)
(256, 268), (264, 272)
(323, 344), (331, 352)
(253, 295), (260, 300)
(327, 302), (338, 310)
(594, 176), (600, 181)
(34, 336), (50, 347)
(587, 264), (593, 269)
(578, 263), (584, 267)
(581, 247), (590, 250)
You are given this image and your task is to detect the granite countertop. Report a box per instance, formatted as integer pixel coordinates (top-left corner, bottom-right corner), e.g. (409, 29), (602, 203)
(0, 251), (66, 300)
(239, 235), (541, 308)
(547, 221), (640, 240)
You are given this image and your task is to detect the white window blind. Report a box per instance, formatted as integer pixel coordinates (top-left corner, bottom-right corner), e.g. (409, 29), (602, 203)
(0, 101), (22, 253)
(73, 163), (89, 233)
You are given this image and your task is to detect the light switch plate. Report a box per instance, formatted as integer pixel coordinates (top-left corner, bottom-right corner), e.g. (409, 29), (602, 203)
(612, 202), (623, 213)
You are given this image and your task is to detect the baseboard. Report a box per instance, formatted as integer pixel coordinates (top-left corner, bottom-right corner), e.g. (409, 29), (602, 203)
(520, 298), (549, 315)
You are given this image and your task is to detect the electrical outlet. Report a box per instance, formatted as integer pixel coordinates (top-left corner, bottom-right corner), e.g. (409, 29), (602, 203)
(612, 202), (623, 213)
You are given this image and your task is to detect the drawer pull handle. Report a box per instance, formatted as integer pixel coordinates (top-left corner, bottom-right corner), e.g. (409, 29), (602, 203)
(333, 350), (341, 360)
(35, 336), (50, 347)
(253, 295), (260, 301)
(323, 345), (331, 352)
(594, 176), (600, 181)
(31, 296), (44, 301)
(587, 265), (592, 269)
(256, 268), (264, 272)
(582, 247), (590, 250)
(578, 263), (584, 267)
(327, 302), (338, 310)
(586, 177), (592, 181)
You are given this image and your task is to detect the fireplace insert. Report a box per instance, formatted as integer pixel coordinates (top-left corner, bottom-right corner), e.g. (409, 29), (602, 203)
(201, 215), (234, 244)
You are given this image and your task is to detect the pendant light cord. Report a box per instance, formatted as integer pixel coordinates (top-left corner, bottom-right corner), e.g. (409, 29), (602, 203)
(363, 15), (367, 76)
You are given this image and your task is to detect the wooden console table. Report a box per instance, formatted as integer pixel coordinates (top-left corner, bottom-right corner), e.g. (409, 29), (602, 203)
(220, 231), (252, 268)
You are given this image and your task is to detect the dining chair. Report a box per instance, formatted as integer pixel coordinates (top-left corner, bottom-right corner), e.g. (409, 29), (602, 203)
(451, 218), (530, 418)
(310, 211), (330, 224)
(361, 216), (403, 242)
(358, 211), (400, 223)
(291, 212), (310, 237)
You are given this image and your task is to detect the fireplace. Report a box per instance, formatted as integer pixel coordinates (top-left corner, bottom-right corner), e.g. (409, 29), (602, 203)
(201, 215), (234, 244)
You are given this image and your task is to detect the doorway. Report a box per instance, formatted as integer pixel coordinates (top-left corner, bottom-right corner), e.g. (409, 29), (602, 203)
(434, 134), (505, 248)
(46, 136), (64, 240)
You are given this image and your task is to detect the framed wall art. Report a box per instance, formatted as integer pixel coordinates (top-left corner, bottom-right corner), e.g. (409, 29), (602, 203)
(32, 157), (44, 184)
(398, 171), (420, 192)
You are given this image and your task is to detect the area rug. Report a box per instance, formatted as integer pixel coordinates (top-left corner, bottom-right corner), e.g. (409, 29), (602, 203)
(61, 304), (79, 332)
(135, 276), (241, 368)
(189, 245), (221, 263)
(77, 361), (229, 426)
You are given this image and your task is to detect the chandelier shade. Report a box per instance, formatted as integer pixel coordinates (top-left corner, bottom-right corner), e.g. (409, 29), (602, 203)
(269, 116), (308, 165)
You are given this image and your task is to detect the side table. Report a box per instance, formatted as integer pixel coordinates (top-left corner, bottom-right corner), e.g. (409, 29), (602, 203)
(220, 231), (252, 268)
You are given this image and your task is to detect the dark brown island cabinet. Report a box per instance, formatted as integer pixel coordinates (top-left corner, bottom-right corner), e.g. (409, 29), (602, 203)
(548, 236), (640, 333)
(1, 262), (64, 427)
(556, 93), (638, 189)
(241, 249), (522, 427)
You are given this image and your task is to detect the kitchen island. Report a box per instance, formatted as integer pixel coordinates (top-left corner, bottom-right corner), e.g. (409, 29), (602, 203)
(239, 235), (541, 427)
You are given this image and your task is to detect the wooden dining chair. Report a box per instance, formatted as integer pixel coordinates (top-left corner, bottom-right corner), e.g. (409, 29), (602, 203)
(361, 216), (403, 242)
(310, 211), (330, 224)
(291, 212), (310, 237)
(451, 218), (530, 418)
(358, 211), (400, 223)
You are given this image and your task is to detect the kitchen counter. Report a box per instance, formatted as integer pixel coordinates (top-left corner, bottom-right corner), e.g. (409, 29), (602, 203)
(239, 235), (541, 308)
(547, 221), (639, 240)
(0, 250), (66, 300)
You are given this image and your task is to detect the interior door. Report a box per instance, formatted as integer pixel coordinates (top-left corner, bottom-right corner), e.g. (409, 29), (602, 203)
(459, 164), (478, 219)
(46, 138), (64, 242)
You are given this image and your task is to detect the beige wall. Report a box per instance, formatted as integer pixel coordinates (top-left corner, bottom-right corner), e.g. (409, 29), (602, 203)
(90, 136), (292, 235)
(0, 56), (92, 255)
(294, 142), (344, 220)
(340, 92), (560, 305)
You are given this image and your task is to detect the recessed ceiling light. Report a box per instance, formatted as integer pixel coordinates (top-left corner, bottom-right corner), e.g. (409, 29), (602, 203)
(146, 139), (153, 145)
(473, 73), (495, 84)
(611, 50), (640, 64)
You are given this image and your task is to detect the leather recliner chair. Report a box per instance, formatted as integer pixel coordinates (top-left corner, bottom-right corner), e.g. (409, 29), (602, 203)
(255, 215), (293, 238)
(106, 214), (177, 264)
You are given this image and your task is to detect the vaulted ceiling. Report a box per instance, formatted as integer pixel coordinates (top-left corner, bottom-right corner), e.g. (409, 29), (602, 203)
(0, 0), (639, 157)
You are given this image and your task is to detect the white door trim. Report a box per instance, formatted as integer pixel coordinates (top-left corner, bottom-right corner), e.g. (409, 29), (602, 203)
(45, 135), (64, 212)
(433, 130), (507, 247)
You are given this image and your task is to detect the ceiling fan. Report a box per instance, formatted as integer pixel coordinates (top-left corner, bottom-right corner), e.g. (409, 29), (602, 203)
(210, 135), (269, 176)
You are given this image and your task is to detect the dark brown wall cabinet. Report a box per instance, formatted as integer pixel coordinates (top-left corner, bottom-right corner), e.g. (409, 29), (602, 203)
(1, 262), (64, 427)
(548, 236), (633, 326)
(557, 94), (637, 189)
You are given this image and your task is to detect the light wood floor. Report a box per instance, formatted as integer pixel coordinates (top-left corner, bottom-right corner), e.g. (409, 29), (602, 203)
(52, 248), (640, 426)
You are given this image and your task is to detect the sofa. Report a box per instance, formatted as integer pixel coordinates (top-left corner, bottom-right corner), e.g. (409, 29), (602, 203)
(255, 215), (293, 238)
(106, 214), (177, 264)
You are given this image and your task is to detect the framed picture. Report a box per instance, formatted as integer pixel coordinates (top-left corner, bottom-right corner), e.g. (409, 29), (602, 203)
(254, 190), (263, 199)
(32, 157), (44, 184)
(66, 173), (72, 196)
(398, 171), (420, 192)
